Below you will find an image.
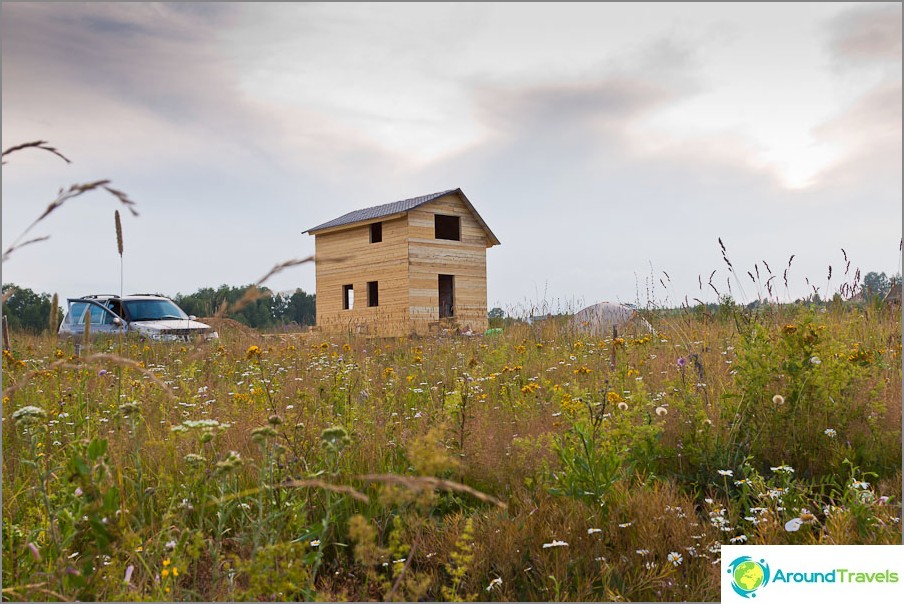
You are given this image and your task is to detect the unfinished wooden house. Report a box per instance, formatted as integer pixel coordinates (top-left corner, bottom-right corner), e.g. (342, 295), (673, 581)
(304, 188), (500, 336)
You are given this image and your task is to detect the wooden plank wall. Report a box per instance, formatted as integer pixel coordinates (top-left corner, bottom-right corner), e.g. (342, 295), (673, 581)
(314, 215), (411, 336)
(407, 193), (489, 335)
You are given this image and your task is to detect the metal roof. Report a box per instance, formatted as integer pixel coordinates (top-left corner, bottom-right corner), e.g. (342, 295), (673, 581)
(304, 188), (500, 246)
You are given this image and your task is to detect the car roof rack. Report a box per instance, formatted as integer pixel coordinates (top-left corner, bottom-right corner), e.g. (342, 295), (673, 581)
(128, 293), (166, 297)
(79, 294), (119, 299)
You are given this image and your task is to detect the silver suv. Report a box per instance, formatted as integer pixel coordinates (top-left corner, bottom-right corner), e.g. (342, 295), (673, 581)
(59, 294), (219, 342)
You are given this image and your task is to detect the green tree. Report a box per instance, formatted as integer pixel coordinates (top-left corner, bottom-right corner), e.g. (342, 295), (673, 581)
(862, 272), (890, 299)
(282, 289), (316, 326)
(2, 284), (61, 334)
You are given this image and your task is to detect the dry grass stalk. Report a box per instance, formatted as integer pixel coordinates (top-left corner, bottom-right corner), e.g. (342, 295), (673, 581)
(49, 294), (59, 332)
(82, 310), (91, 350)
(213, 257), (317, 319)
(275, 478), (369, 503)
(115, 210), (123, 257)
(3, 180), (139, 262)
(1, 583), (72, 602)
(1, 140), (71, 164)
(355, 474), (507, 509)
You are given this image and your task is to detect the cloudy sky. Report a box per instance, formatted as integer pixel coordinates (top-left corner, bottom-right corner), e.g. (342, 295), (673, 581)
(2, 2), (901, 314)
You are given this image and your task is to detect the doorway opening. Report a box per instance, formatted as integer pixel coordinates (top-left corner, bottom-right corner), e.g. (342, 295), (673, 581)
(439, 274), (454, 318)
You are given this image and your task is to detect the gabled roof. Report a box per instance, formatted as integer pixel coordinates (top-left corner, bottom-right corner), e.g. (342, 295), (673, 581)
(304, 188), (500, 246)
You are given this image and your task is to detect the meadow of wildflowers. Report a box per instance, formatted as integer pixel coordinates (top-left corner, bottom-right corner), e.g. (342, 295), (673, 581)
(1, 298), (901, 601)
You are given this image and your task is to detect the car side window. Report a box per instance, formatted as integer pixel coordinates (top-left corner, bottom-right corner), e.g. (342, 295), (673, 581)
(69, 301), (116, 325)
(68, 302), (89, 325)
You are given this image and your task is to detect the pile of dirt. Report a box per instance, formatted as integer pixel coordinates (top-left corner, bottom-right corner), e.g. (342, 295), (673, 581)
(199, 317), (259, 338)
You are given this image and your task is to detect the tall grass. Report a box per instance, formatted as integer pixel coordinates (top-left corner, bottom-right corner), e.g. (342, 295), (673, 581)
(2, 294), (900, 601)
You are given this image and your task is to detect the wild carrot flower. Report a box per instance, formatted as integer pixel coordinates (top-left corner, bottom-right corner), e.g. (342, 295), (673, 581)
(12, 405), (47, 426)
(617, 402), (629, 411)
(542, 540), (568, 548)
(655, 406), (668, 417)
(772, 394), (784, 405)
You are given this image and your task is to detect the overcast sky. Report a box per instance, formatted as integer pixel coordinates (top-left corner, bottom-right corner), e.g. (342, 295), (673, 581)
(2, 2), (901, 314)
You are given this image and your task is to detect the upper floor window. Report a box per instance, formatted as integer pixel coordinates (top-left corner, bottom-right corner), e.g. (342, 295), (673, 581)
(435, 214), (461, 241)
(370, 222), (382, 243)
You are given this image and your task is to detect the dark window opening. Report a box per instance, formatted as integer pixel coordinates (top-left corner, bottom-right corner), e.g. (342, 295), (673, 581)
(370, 222), (382, 243)
(342, 284), (354, 310)
(435, 214), (461, 241)
(367, 281), (379, 307)
(439, 274), (454, 318)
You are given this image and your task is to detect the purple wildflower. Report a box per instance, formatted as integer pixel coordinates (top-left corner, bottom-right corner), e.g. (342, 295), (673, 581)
(677, 357), (688, 369)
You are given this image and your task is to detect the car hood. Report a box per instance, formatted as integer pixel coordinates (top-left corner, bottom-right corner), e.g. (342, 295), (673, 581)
(129, 319), (212, 332)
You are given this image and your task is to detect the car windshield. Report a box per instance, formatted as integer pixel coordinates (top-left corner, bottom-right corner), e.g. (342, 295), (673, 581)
(122, 299), (189, 321)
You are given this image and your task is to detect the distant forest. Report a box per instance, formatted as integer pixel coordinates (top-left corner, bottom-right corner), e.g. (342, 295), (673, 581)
(1, 284), (315, 333)
(1, 270), (898, 334)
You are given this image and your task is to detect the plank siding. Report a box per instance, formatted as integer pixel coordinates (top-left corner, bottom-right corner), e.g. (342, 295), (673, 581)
(314, 215), (410, 336)
(406, 193), (489, 334)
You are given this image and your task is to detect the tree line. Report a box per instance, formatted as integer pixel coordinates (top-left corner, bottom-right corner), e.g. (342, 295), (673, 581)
(2, 272), (898, 334)
(173, 285), (315, 329)
(1, 283), (316, 333)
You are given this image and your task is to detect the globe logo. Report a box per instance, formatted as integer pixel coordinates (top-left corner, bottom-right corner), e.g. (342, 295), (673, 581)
(727, 556), (770, 598)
